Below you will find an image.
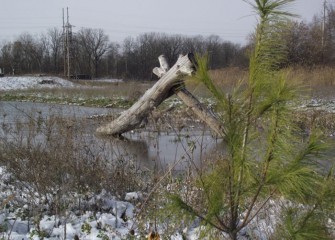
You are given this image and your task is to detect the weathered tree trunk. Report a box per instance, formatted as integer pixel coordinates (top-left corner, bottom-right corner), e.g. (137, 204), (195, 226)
(96, 53), (225, 137)
(96, 53), (195, 136)
(153, 55), (224, 136)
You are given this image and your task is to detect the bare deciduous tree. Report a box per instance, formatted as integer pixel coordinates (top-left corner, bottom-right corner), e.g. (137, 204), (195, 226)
(77, 28), (110, 78)
(47, 28), (63, 74)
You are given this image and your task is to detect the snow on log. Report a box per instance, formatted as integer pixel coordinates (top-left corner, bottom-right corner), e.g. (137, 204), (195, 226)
(96, 53), (195, 136)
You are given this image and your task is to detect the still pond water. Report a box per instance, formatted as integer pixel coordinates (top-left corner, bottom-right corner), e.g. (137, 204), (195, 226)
(0, 101), (222, 172)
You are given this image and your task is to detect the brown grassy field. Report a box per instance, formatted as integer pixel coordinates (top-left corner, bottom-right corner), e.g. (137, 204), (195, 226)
(183, 66), (335, 99)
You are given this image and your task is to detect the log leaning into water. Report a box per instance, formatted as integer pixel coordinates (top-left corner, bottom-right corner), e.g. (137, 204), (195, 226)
(96, 53), (195, 136)
(96, 53), (225, 137)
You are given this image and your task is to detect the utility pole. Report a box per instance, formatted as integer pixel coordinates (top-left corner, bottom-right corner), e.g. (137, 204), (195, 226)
(62, 7), (73, 79)
(63, 8), (66, 77)
(322, 0), (327, 49)
(321, 0), (327, 63)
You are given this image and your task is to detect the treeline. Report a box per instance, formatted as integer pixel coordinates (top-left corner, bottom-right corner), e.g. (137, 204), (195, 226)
(1, 6), (335, 80)
(0, 30), (245, 80)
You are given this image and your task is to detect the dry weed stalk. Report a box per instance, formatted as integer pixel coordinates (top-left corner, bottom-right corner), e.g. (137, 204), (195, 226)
(147, 231), (160, 240)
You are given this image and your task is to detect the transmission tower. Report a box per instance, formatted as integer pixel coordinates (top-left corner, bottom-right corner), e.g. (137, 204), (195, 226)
(322, 0), (327, 49)
(63, 8), (73, 79)
(321, 0), (329, 63)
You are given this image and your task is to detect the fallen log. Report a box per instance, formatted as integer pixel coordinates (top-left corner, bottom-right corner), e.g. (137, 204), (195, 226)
(96, 54), (225, 137)
(96, 53), (195, 136)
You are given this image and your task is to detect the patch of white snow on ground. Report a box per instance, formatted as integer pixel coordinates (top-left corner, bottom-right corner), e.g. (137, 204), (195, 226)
(91, 79), (123, 83)
(0, 76), (75, 90)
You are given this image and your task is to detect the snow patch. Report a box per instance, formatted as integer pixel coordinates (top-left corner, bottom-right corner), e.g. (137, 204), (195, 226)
(0, 76), (75, 90)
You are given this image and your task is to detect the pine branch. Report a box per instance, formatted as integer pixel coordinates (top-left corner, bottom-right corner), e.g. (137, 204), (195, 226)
(169, 194), (228, 232)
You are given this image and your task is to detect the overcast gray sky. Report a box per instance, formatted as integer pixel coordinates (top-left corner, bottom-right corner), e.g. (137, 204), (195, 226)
(0, 0), (327, 45)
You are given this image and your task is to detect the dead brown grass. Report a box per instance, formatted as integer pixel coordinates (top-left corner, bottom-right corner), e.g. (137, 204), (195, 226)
(185, 66), (335, 98)
(284, 66), (335, 86)
(208, 66), (335, 88)
(72, 80), (152, 97)
(282, 66), (335, 99)
(184, 67), (248, 98)
(209, 67), (249, 88)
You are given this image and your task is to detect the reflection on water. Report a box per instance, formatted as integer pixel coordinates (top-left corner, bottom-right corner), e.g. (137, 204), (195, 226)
(0, 101), (222, 171)
(119, 130), (221, 171)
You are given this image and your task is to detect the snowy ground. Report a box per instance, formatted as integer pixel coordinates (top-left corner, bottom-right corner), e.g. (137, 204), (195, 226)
(0, 76), (125, 91)
(0, 164), (287, 240)
(0, 165), (136, 240)
(0, 76), (75, 90)
(0, 163), (204, 239)
(89, 79), (123, 83)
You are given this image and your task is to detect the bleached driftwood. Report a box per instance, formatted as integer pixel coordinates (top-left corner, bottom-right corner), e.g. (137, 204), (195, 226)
(153, 55), (224, 136)
(96, 54), (225, 137)
(96, 53), (195, 136)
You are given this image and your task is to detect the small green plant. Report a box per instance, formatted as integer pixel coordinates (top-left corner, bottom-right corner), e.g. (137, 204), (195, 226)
(0, 222), (7, 234)
(97, 230), (109, 240)
(29, 228), (49, 240)
(81, 222), (92, 234)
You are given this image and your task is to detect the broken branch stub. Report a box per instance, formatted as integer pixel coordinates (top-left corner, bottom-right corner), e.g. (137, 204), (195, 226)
(96, 53), (195, 136)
